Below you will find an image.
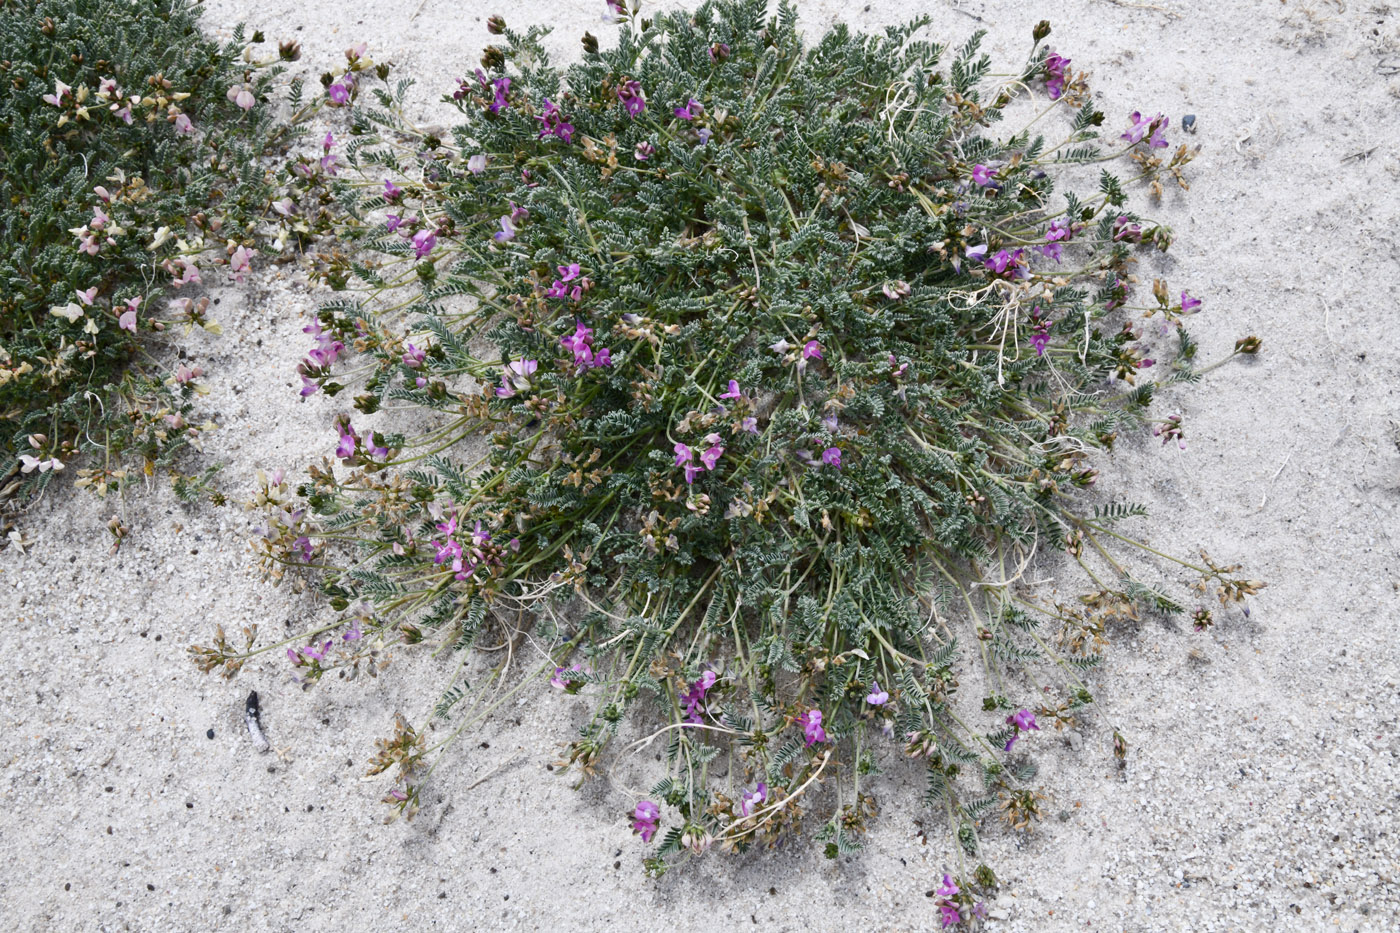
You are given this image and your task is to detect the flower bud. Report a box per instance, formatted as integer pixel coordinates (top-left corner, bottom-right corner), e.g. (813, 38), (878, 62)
(279, 40), (302, 62)
(481, 46), (505, 70)
(1234, 336), (1262, 354)
(487, 15), (506, 34)
(1033, 20), (1051, 42)
(582, 32), (599, 54)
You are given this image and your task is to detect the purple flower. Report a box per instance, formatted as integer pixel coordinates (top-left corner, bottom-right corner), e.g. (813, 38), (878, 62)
(551, 664), (586, 691)
(617, 79), (646, 117)
(1149, 116), (1170, 149)
(402, 343), (426, 368)
(383, 179), (402, 201)
(490, 77), (511, 114)
(938, 873), (960, 898)
(385, 213), (404, 233)
(674, 98), (702, 120)
(467, 154), (487, 174)
(683, 463), (704, 484)
(719, 379), (741, 400)
(679, 670), (719, 723)
(699, 444), (725, 471)
(740, 416), (758, 434)
(535, 98), (574, 142)
(1031, 331), (1050, 356)
(674, 442), (693, 467)
(801, 709), (827, 745)
(634, 140), (656, 161)
(632, 800), (660, 842)
(1180, 291), (1202, 313)
(1113, 215), (1143, 243)
(1038, 242), (1063, 263)
(365, 432), (389, 459)
(412, 230), (437, 259)
(802, 340), (823, 360)
(971, 163), (996, 187)
(1121, 110), (1166, 145)
(292, 536), (313, 563)
(964, 243), (989, 265)
(821, 447), (842, 469)
(866, 682), (889, 705)
(493, 214), (517, 242)
(1003, 707), (1040, 751)
(939, 904), (962, 928)
(697, 127), (713, 145)
(1044, 51), (1071, 100)
(335, 423), (358, 460)
(986, 248), (1026, 277)
(327, 82), (350, 105)
(708, 42), (731, 63)
(769, 338), (791, 354)
(738, 782), (767, 817)
(1045, 217), (1073, 242)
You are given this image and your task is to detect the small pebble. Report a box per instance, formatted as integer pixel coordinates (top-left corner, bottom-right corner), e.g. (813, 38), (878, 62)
(206, 728), (215, 740)
(1182, 113), (1197, 133)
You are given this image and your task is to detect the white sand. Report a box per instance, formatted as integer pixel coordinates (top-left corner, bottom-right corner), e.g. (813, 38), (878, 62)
(3, 1), (1398, 929)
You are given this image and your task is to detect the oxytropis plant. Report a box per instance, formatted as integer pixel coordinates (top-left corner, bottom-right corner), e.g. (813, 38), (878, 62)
(196, 0), (1261, 912)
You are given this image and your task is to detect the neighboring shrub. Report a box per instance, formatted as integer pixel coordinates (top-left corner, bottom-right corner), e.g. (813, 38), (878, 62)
(0, 0), (300, 505)
(200, 0), (1261, 904)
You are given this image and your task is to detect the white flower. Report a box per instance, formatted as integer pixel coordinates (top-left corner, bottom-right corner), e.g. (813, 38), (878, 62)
(50, 303), (84, 323)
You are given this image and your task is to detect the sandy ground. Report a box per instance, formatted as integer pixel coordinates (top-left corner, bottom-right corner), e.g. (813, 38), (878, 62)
(3, 0), (1399, 930)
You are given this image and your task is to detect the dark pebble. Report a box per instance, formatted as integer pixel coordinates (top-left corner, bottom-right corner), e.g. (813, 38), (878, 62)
(206, 729), (215, 740)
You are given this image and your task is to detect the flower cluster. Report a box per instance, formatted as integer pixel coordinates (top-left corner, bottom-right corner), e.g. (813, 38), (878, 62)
(226, 1), (1261, 884)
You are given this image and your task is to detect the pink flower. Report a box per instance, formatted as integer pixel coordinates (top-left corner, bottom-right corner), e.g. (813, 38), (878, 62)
(227, 84), (255, 110)
(174, 113), (194, 134)
(866, 682), (888, 705)
(467, 154), (487, 174)
(971, 163), (996, 187)
(41, 79), (71, 107)
(740, 417), (758, 434)
(327, 82), (350, 104)
(75, 287), (97, 306)
(718, 379), (741, 400)
(699, 444), (724, 471)
(674, 442), (693, 467)
(801, 709), (827, 745)
(821, 446), (842, 469)
(1180, 291), (1202, 314)
(169, 259), (201, 287)
(634, 141), (656, 161)
(383, 179), (402, 201)
(802, 340), (822, 360)
(230, 245), (255, 282)
(117, 296), (140, 333)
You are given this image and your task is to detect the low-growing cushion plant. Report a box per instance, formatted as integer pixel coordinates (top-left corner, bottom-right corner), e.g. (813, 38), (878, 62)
(197, 0), (1261, 909)
(0, 0), (310, 510)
